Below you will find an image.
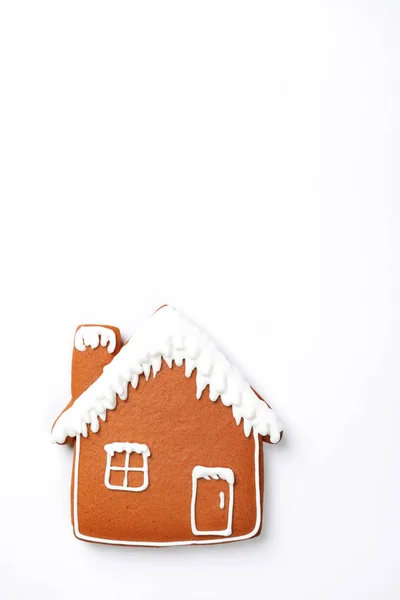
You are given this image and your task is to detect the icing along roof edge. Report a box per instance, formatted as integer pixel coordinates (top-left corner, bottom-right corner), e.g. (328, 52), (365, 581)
(51, 306), (282, 444)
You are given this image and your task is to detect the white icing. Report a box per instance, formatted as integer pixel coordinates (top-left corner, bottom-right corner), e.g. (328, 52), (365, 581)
(219, 492), (225, 509)
(52, 306), (282, 444)
(104, 442), (150, 492)
(74, 326), (116, 354)
(191, 466), (235, 536)
(104, 442), (150, 457)
(73, 431), (261, 546)
(192, 465), (235, 485)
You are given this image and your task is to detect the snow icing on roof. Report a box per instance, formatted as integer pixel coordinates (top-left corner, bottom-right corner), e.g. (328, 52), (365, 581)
(51, 306), (282, 444)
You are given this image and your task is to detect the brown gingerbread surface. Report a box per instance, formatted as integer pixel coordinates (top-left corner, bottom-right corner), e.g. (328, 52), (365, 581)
(72, 363), (263, 544)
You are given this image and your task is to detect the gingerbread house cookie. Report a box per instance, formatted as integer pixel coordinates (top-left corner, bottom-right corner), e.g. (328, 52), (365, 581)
(51, 306), (282, 546)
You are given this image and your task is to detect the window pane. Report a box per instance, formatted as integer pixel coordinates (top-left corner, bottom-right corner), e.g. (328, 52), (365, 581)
(109, 470), (125, 487)
(128, 452), (144, 468)
(127, 470), (145, 489)
(110, 452), (126, 468)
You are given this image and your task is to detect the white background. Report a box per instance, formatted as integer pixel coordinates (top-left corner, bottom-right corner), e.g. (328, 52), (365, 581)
(0, 1), (399, 599)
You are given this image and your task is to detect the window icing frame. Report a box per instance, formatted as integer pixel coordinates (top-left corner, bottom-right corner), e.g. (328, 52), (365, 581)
(104, 442), (150, 492)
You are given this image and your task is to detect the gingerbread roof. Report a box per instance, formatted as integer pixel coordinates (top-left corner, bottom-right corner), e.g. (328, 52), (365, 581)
(51, 306), (282, 444)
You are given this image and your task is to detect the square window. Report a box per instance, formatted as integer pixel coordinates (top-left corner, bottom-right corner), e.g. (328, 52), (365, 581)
(104, 442), (151, 492)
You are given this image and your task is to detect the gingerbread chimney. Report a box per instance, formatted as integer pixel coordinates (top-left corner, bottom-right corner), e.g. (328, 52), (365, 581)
(71, 324), (122, 399)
